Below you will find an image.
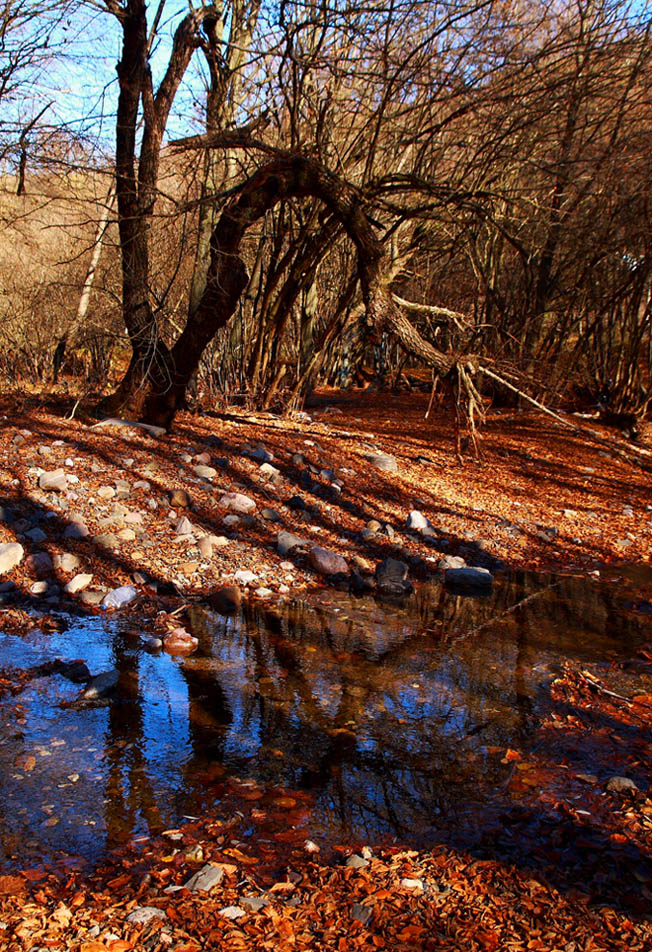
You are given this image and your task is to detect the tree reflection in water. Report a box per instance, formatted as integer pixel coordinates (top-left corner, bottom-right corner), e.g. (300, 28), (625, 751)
(0, 567), (650, 867)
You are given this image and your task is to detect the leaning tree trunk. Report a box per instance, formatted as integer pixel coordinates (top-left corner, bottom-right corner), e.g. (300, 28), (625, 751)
(105, 153), (456, 428)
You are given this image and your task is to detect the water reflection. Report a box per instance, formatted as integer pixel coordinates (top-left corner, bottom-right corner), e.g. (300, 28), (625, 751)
(0, 568), (650, 868)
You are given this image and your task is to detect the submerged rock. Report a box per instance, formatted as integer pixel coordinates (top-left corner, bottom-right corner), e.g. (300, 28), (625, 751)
(81, 668), (120, 700)
(163, 628), (198, 655)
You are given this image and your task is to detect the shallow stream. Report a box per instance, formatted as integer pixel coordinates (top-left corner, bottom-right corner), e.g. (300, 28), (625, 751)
(0, 567), (651, 871)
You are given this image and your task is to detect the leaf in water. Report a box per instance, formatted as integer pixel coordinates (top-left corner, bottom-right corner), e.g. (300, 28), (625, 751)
(44, 816), (59, 827)
(23, 755), (36, 772)
(502, 748), (522, 763)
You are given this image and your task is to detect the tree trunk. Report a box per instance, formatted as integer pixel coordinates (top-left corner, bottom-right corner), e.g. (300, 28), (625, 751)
(105, 153), (453, 428)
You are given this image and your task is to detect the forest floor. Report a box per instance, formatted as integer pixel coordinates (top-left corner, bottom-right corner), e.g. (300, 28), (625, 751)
(0, 386), (651, 950)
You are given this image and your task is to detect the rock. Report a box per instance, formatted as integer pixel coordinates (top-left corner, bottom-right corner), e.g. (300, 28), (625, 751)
(115, 480), (130, 498)
(25, 527), (48, 543)
(234, 570), (258, 585)
(93, 532), (119, 550)
(287, 495), (307, 511)
(28, 551), (53, 575)
(309, 546), (348, 576)
(249, 446), (273, 462)
(366, 519), (382, 532)
(92, 417), (166, 438)
(254, 586), (273, 597)
(175, 516), (194, 537)
(439, 555), (466, 571)
(141, 635), (163, 650)
(220, 492), (256, 514)
(184, 864), (224, 892)
(38, 469), (68, 493)
(241, 896), (268, 912)
(194, 464), (217, 479)
(54, 552), (81, 573)
(102, 585), (138, 609)
(219, 906), (246, 920)
(170, 489), (191, 508)
(118, 528), (136, 541)
(58, 659), (91, 683)
(364, 452), (397, 473)
(223, 514), (240, 527)
(209, 585), (242, 614)
(406, 510), (431, 531)
(401, 878), (424, 890)
(606, 776), (640, 794)
(375, 557), (411, 596)
(64, 520), (89, 539)
(277, 531), (308, 557)
(97, 486), (116, 500)
(261, 508), (282, 522)
(345, 854), (369, 869)
(82, 668), (120, 700)
(445, 566), (494, 592)
(0, 542), (24, 574)
(29, 581), (49, 595)
(198, 536), (213, 559)
(126, 906), (168, 925)
(351, 902), (372, 926)
(163, 627), (198, 655)
(64, 573), (93, 594)
(260, 462), (280, 479)
(80, 590), (105, 605)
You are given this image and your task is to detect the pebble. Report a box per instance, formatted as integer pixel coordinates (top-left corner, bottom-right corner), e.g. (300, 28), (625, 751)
(346, 854), (369, 869)
(309, 546), (348, 576)
(102, 585), (138, 609)
(606, 776), (640, 794)
(235, 570), (258, 585)
(220, 492), (256, 514)
(175, 516), (194, 537)
(219, 906), (246, 920)
(64, 574), (93, 594)
(194, 464), (217, 479)
(184, 864), (224, 892)
(277, 531), (308, 557)
(38, 469), (68, 492)
(198, 536), (213, 559)
(406, 510), (431, 531)
(126, 906), (168, 925)
(170, 489), (191, 508)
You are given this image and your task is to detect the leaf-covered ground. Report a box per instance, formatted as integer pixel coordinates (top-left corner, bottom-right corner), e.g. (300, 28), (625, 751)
(0, 387), (651, 950)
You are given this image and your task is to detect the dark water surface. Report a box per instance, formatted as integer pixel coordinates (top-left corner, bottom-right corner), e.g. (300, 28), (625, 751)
(0, 567), (651, 871)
